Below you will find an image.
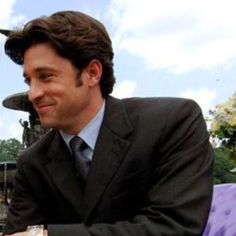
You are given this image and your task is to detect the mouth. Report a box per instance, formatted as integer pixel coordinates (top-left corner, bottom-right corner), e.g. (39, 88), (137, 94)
(35, 104), (53, 114)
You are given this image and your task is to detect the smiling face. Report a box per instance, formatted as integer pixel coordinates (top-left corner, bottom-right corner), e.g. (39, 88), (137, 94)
(23, 42), (103, 134)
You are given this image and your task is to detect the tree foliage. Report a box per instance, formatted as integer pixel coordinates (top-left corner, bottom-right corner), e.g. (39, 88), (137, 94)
(0, 138), (22, 161)
(213, 147), (236, 184)
(210, 92), (236, 159)
(209, 93), (236, 183)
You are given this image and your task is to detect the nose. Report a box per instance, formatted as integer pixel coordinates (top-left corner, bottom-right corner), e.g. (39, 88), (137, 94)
(28, 81), (44, 102)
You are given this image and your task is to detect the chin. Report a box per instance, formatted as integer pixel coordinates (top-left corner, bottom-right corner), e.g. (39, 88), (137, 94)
(40, 120), (56, 129)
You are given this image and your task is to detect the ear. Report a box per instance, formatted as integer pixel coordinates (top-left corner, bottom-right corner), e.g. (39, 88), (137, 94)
(84, 59), (102, 86)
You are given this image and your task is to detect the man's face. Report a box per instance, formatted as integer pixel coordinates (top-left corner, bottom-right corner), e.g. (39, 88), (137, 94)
(23, 42), (92, 133)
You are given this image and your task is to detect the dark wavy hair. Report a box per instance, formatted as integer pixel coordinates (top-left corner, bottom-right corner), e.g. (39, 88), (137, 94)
(5, 11), (115, 97)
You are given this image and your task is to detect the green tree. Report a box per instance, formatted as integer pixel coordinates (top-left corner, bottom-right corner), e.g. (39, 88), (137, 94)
(210, 92), (236, 160)
(0, 138), (22, 161)
(213, 147), (236, 184)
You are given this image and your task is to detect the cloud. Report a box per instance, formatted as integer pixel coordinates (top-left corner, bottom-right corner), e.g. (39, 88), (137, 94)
(0, 0), (16, 26)
(108, 0), (236, 73)
(112, 80), (137, 98)
(0, 0), (26, 36)
(180, 88), (217, 115)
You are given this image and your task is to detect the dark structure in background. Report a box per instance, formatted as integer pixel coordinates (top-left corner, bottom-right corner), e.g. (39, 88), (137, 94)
(0, 29), (10, 36)
(0, 161), (16, 230)
(0, 160), (16, 232)
(3, 92), (49, 148)
(0, 161), (16, 205)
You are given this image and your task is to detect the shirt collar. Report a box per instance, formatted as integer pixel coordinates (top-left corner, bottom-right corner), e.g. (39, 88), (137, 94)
(60, 100), (105, 151)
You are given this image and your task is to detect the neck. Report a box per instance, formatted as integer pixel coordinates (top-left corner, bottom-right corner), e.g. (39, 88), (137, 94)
(61, 94), (104, 135)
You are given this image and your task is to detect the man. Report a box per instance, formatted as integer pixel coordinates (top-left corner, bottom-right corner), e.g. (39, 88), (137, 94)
(3, 11), (213, 236)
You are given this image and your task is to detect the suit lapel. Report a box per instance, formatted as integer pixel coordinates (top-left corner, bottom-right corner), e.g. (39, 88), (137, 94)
(44, 131), (84, 216)
(82, 97), (133, 221)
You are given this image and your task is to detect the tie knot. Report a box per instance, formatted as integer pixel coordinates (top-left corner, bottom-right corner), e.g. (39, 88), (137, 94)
(69, 136), (87, 153)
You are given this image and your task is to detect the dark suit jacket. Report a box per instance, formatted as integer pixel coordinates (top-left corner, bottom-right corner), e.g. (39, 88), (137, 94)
(4, 96), (214, 236)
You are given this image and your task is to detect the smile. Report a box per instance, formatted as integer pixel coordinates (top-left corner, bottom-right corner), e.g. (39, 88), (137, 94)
(36, 104), (53, 114)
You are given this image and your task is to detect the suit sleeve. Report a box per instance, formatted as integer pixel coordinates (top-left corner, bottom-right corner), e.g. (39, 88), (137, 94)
(48, 99), (214, 236)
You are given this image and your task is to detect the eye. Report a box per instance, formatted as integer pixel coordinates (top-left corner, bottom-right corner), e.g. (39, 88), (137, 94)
(39, 73), (53, 81)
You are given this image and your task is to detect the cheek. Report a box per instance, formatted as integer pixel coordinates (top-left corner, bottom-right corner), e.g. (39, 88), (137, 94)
(59, 92), (79, 109)
(54, 84), (87, 109)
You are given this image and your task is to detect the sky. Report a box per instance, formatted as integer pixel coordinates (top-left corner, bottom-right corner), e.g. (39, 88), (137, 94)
(0, 0), (235, 141)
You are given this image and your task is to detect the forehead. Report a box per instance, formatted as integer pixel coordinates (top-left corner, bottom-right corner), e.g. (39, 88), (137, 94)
(24, 42), (60, 62)
(23, 42), (71, 76)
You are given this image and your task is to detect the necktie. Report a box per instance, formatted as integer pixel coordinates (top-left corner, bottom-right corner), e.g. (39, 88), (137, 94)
(69, 136), (90, 183)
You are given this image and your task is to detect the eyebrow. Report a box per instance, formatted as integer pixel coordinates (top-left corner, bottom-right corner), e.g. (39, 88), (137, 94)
(23, 67), (57, 78)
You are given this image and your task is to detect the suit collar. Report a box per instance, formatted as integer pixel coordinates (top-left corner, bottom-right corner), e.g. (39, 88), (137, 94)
(103, 96), (133, 138)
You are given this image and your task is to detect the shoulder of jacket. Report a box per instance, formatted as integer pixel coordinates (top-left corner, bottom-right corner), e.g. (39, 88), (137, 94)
(121, 96), (198, 110)
(18, 129), (57, 161)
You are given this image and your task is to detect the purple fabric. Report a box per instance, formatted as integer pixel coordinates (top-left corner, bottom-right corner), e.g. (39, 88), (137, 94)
(203, 184), (236, 236)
